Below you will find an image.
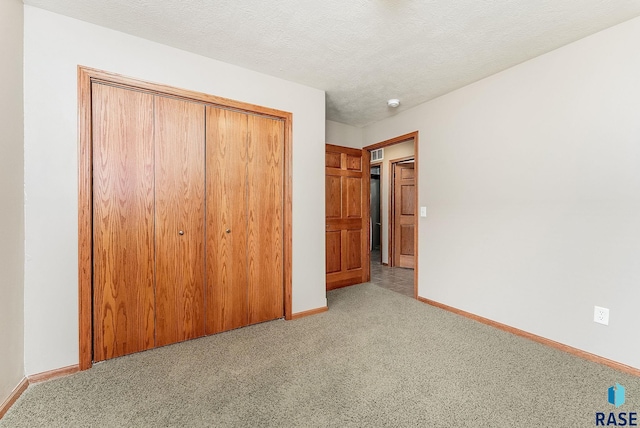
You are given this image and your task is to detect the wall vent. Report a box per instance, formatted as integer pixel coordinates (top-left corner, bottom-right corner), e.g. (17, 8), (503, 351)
(371, 148), (384, 162)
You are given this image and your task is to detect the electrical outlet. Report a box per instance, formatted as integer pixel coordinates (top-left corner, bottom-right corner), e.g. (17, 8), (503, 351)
(594, 306), (609, 325)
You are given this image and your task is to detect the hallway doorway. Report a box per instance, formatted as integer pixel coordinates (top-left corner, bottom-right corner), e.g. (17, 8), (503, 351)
(364, 132), (418, 299)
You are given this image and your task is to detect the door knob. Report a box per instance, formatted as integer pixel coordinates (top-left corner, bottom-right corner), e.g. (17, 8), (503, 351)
(226, 229), (231, 234)
(178, 230), (184, 235)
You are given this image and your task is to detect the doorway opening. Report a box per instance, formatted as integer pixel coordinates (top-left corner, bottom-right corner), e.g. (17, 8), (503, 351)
(370, 164), (382, 262)
(364, 132), (418, 299)
(390, 157), (415, 269)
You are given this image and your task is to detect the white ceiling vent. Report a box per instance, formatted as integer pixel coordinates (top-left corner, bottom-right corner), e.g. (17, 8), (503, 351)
(371, 148), (383, 162)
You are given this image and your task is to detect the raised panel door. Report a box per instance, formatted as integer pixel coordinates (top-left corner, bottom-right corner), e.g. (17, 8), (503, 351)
(393, 163), (415, 268)
(325, 144), (369, 290)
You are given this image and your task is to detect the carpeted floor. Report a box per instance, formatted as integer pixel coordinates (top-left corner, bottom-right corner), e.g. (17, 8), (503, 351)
(2, 283), (638, 427)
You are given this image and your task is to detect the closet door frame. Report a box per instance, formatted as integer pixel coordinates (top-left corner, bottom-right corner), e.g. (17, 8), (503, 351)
(78, 66), (293, 370)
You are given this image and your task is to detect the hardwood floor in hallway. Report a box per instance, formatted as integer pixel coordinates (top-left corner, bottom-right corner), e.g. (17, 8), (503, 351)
(369, 250), (414, 298)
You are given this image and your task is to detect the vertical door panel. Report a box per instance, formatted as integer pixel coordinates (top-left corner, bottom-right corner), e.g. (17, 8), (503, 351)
(325, 144), (370, 290)
(400, 224), (415, 255)
(206, 108), (249, 334)
(155, 96), (206, 346)
(345, 177), (362, 218)
(393, 163), (416, 268)
(326, 231), (342, 273)
(325, 176), (342, 218)
(247, 115), (284, 325)
(92, 84), (155, 361)
(346, 230), (363, 270)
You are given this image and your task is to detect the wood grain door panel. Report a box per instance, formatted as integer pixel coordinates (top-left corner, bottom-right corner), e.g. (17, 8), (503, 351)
(206, 109), (284, 331)
(326, 231), (342, 273)
(401, 185), (415, 215)
(92, 83), (155, 362)
(326, 152), (341, 168)
(346, 154), (362, 171)
(400, 224), (415, 255)
(345, 177), (362, 218)
(393, 163), (415, 269)
(325, 176), (342, 219)
(400, 166), (415, 180)
(325, 144), (369, 290)
(247, 115), (284, 325)
(346, 230), (363, 270)
(205, 107), (249, 335)
(154, 96), (206, 347)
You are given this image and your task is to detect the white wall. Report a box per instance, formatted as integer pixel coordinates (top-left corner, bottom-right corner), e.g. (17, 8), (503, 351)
(364, 16), (640, 369)
(372, 141), (415, 264)
(326, 120), (363, 149)
(0, 0), (26, 404)
(23, 6), (326, 375)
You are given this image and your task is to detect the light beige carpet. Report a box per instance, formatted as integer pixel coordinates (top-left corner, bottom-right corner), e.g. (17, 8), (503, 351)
(2, 283), (638, 427)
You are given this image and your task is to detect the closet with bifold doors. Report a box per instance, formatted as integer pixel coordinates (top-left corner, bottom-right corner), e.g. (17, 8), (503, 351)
(91, 80), (284, 363)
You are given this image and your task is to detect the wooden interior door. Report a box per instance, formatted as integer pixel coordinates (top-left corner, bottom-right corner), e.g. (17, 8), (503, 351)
(206, 108), (284, 333)
(247, 115), (284, 324)
(325, 144), (370, 290)
(206, 107), (249, 335)
(154, 96), (206, 347)
(80, 67), (294, 369)
(92, 83), (156, 361)
(393, 162), (415, 268)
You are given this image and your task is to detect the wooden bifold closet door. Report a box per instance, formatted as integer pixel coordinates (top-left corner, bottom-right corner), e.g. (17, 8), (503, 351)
(92, 83), (283, 362)
(154, 96), (206, 347)
(206, 108), (249, 334)
(92, 84), (156, 361)
(205, 108), (284, 335)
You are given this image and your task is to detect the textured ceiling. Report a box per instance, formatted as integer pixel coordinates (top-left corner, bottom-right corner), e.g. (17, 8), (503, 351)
(24, 0), (640, 126)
